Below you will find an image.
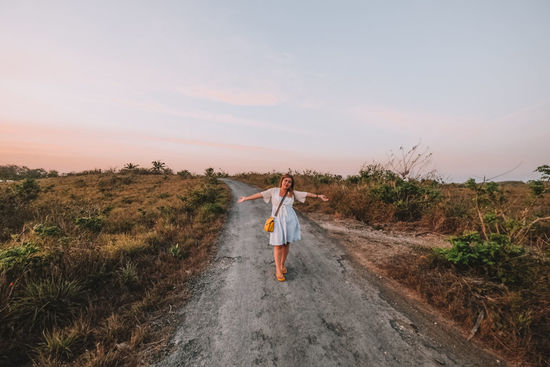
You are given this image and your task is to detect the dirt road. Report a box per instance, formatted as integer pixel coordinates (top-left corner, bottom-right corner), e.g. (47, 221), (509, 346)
(152, 179), (501, 366)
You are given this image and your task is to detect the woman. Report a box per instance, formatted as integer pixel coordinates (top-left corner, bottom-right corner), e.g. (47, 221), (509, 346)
(238, 174), (329, 282)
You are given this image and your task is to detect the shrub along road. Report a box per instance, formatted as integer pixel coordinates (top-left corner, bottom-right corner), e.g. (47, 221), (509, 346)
(153, 179), (501, 366)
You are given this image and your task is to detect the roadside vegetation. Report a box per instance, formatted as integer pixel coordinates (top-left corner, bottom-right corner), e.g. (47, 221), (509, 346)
(234, 152), (550, 366)
(0, 163), (230, 366)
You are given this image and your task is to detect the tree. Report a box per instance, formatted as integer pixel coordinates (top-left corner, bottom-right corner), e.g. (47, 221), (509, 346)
(151, 161), (166, 174)
(387, 143), (437, 180)
(123, 163), (139, 170)
(535, 165), (550, 181)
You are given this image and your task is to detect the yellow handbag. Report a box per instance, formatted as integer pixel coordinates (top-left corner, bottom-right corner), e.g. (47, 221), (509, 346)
(264, 190), (287, 232)
(264, 216), (275, 232)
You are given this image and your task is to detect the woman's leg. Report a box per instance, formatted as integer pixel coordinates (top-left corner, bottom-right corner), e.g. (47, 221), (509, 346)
(282, 243), (290, 271)
(273, 245), (284, 277)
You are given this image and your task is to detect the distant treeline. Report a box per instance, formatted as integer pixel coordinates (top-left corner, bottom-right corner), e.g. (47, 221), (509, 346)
(0, 163), (230, 180)
(0, 165), (59, 180)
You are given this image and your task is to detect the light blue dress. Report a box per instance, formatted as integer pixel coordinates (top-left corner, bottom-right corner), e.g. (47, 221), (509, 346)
(261, 188), (307, 246)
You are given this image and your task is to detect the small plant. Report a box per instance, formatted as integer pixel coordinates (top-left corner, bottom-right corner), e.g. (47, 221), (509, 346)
(177, 169), (192, 178)
(75, 216), (104, 233)
(198, 202), (225, 222)
(11, 278), (84, 330)
(117, 262), (139, 287)
(37, 328), (80, 361)
(0, 241), (42, 276)
(169, 244), (183, 259)
(33, 224), (63, 237)
(204, 167), (219, 184)
(464, 179), (506, 240)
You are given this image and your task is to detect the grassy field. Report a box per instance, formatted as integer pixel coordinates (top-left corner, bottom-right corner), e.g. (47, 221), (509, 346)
(2, 165), (548, 366)
(234, 169), (550, 366)
(0, 172), (230, 366)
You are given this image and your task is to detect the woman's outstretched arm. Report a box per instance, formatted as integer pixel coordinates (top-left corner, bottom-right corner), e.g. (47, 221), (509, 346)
(305, 192), (329, 201)
(238, 192), (263, 203)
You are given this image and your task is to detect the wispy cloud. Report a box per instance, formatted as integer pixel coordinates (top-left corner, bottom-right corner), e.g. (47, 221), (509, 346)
(104, 97), (310, 135)
(147, 135), (277, 153)
(176, 85), (283, 106)
(491, 98), (550, 125)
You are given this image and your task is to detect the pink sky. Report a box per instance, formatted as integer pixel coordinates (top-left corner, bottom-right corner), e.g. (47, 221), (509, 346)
(1, 1), (549, 182)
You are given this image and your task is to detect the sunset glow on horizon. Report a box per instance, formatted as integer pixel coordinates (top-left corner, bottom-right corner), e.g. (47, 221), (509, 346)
(1, 1), (549, 182)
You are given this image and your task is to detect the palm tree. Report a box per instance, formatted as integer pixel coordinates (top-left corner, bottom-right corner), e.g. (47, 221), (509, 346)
(151, 161), (166, 174)
(123, 163), (139, 170)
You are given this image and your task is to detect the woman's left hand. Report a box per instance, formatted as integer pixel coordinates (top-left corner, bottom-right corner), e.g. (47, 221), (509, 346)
(318, 194), (329, 201)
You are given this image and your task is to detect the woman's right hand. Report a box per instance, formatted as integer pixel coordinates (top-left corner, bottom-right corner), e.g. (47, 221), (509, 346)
(238, 196), (246, 203)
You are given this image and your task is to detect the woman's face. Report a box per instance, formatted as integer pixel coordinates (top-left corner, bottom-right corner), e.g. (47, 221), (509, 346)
(281, 177), (293, 190)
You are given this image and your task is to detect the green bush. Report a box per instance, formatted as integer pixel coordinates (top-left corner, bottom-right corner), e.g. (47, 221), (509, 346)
(437, 232), (523, 266)
(13, 178), (41, 200)
(198, 202), (225, 222)
(10, 278), (84, 330)
(178, 185), (219, 213)
(74, 216), (104, 233)
(177, 169), (192, 178)
(528, 180), (545, 197)
(345, 175), (361, 184)
(371, 178), (441, 221)
(0, 179), (41, 241)
(435, 232), (524, 282)
(33, 224), (63, 237)
(359, 163), (396, 183)
(0, 242), (44, 277)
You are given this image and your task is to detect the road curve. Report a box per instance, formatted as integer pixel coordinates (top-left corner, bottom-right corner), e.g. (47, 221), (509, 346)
(153, 179), (500, 367)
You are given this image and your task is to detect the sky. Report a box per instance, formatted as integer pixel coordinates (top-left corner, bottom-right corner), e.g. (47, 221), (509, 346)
(1, 0), (549, 182)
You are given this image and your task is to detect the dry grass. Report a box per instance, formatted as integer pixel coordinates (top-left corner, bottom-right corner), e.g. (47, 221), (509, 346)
(0, 173), (230, 366)
(383, 251), (550, 366)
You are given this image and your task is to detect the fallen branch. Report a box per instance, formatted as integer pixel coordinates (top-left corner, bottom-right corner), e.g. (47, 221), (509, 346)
(467, 310), (484, 341)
